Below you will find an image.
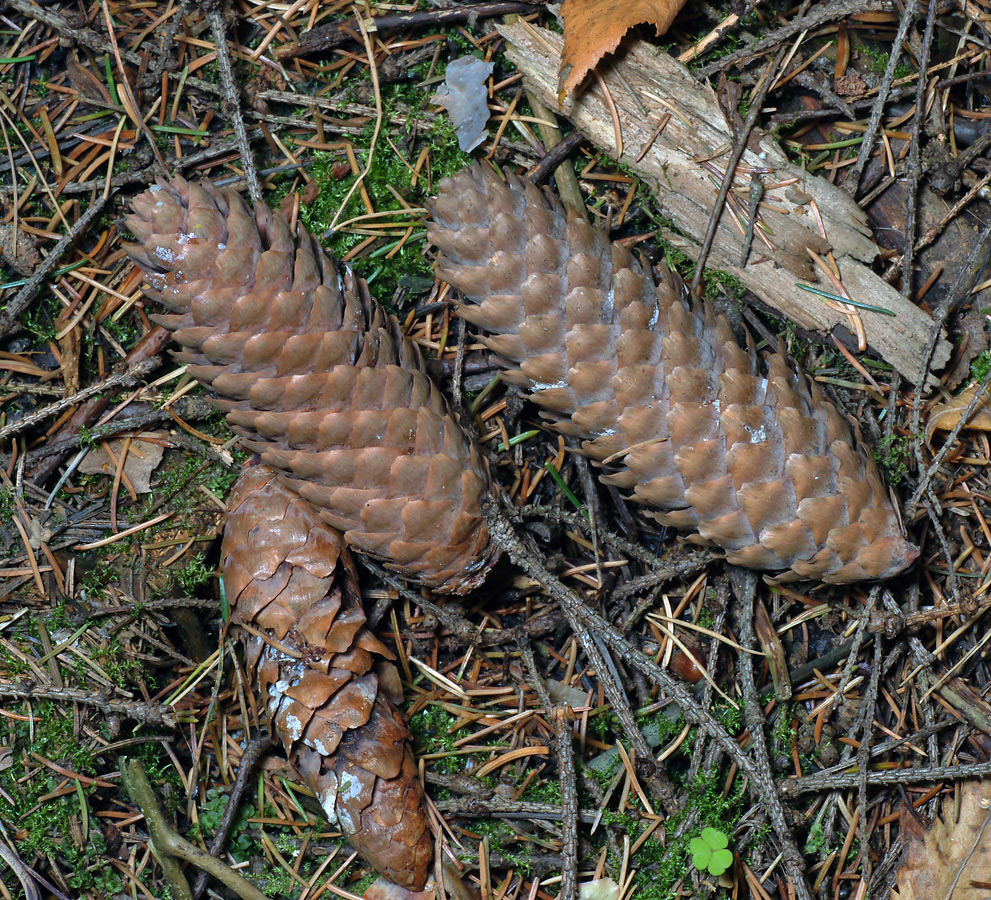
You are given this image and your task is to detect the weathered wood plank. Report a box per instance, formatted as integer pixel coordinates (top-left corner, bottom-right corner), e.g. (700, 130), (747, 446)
(499, 20), (949, 383)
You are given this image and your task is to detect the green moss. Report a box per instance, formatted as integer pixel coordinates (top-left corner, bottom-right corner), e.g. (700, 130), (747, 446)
(971, 350), (991, 383)
(804, 820), (828, 854)
(95, 637), (143, 685)
(0, 484), (13, 526)
(873, 433), (910, 486)
(17, 291), (61, 342)
(410, 703), (459, 752)
(101, 311), (142, 346)
(0, 700), (128, 894)
(521, 775), (562, 805)
(589, 708), (621, 742)
(771, 708), (797, 753)
(142, 428), (244, 513)
(174, 552), (213, 594)
(861, 45), (914, 80)
(270, 69), (472, 306)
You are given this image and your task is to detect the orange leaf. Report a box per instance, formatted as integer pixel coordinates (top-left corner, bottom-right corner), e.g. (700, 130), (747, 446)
(559, 0), (688, 98)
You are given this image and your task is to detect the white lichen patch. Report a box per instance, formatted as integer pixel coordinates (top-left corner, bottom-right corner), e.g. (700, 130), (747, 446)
(283, 712), (303, 742)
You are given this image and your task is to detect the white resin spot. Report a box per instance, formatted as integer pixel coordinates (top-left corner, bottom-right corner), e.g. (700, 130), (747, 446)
(746, 424), (767, 444)
(320, 792), (338, 825)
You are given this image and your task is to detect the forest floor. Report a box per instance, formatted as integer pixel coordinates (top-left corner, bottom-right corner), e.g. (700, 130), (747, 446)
(1, 2), (991, 899)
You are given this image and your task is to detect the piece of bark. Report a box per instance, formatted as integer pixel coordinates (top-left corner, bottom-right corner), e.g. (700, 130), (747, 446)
(497, 20), (950, 383)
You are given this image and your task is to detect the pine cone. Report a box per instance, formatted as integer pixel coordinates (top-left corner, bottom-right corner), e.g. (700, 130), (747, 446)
(222, 463), (433, 890)
(426, 165), (918, 583)
(124, 178), (493, 593)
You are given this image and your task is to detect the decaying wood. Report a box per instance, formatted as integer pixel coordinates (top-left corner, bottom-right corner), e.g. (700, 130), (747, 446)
(498, 20), (951, 383)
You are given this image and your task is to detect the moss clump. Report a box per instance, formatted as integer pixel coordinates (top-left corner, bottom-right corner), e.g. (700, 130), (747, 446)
(873, 433), (910, 486)
(270, 68), (473, 307)
(173, 551), (213, 595)
(861, 45), (914, 80)
(971, 349), (991, 383)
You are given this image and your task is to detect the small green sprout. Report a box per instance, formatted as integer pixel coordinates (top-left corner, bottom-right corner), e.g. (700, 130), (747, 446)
(690, 827), (733, 877)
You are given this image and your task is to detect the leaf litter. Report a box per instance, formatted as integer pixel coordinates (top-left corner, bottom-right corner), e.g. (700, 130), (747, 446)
(0, 2), (991, 900)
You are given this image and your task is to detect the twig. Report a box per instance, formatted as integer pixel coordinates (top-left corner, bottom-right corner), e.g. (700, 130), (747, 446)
(781, 758), (991, 795)
(901, 0), (938, 294)
(0, 359), (158, 443)
(509, 503), (709, 575)
(849, 0), (920, 192)
(527, 113), (585, 206)
(492, 521), (814, 900)
(121, 758), (270, 900)
(28, 326), (172, 484)
(0, 195), (108, 336)
(908, 216), (991, 517)
(278, 2), (538, 58)
(191, 731), (276, 899)
(689, 44), (789, 296)
(143, 0), (194, 92)
(909, 361), (991, 517)
(14, 397), (221, 468)
(518, 633), (578, 900)
(684, 586), (728, 790)
(854, 634), (884, 885)
(697, 0), (889, 79)
(432, 796), (598, 824)
(729, 567), (813, 900)
(481, 498), (680, 814)
(0, 684), (178, 728)
(205, 1), (261, 205)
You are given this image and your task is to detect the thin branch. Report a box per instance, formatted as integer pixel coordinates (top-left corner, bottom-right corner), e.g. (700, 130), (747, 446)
(689, 44), (789, 295)
(849, 0), (920, 191)
(730, 568), (813, 900)
(121, 758), (270, 900)
(205, 3), (261, 205)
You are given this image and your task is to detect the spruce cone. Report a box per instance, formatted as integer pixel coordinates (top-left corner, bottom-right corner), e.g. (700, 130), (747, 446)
(426, 165), (918, 583)
(222, 463), (433, 891)
(124, 178), (493, 593)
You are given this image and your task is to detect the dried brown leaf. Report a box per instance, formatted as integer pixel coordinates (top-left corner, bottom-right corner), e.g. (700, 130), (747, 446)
(559, 0), (688, 97)
(925, 382), (991, 443)
(78, 434), (168, 493)
(892, 780), (991, 900)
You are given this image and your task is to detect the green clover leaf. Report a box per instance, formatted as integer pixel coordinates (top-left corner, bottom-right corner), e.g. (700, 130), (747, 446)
(689, 828), (734, 876)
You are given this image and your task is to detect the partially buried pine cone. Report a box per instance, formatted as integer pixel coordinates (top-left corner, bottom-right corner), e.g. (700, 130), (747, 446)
(426, 164), (918, 584)
(124, 178), (494, 594)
